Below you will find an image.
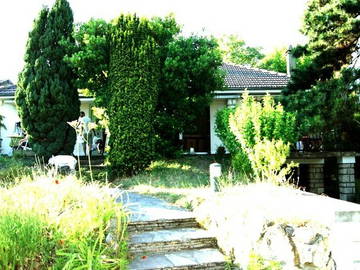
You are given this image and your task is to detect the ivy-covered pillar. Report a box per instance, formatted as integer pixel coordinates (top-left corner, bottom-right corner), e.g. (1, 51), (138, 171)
(337, 156), (356, 202)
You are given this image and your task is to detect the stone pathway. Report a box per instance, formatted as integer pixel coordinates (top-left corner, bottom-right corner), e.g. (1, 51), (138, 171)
(119, 192), (226, 270)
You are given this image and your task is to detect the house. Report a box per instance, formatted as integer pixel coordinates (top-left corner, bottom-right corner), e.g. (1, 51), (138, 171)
(182, 63), (290, 154)
(0, 80), (94, 156)
(1, 68), (358, 202)
(0, 64), (289, 156)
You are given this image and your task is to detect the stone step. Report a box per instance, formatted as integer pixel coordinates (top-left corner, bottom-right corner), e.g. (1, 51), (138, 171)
(129, 248), (226, 270)
(128, 217), (200, 233)
(128, 228), (217, 255)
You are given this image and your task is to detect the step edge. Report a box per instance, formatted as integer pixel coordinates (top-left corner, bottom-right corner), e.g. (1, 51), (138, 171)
(129, 260), (227, 270)
(129, 236), (217, 246)
(128, 217), (197, 225)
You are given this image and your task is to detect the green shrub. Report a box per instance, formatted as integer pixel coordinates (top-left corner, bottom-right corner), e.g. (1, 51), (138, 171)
(155, 35), (224, 157)
(215, 107), (252, 176)
(108, 14), (159, 176)
(229, 93), (298, 182)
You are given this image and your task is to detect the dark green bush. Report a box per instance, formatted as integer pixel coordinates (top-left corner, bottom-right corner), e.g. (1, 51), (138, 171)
(108, 14), (159, 176)
(16, 0), (79, 159)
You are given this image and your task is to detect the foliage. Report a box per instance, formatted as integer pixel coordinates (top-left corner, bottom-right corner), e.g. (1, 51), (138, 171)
(286, 68), (360, 150)
(0, 171), (128, 269)
(282, 0), (360, 150)
(65, 15), (223, 158)
(16, 0), (79, 159)
(108, 14), (159, 176)
(215, 107), (252, 176)
(229, 93), (297, 182)
(65, 19), (110, 107)
(0, 212), (58, 269)
(285, 0), (359, 93)
(257, 47), (287, 73)
(219, 35), (264, 66)
(156, 35), (224, 156)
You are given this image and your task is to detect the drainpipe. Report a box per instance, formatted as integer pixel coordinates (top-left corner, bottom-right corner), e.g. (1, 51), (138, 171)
(286, 45), (296, 77)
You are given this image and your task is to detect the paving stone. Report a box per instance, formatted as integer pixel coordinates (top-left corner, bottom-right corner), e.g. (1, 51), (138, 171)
(129, 248), (226, 270)
(120, 192), (226, 270)
(119, 192), (194, 222)
(128, 218), (199, 233)
(130, 228), (214, 243)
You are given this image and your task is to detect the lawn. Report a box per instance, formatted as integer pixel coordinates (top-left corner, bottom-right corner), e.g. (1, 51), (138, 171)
(115, 155), (221, 208)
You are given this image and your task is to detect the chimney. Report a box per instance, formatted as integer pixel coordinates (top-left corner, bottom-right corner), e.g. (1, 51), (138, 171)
(286, 45), (296, 77)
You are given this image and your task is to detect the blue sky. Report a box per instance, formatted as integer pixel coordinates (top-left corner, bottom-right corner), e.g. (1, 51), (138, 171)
(0, 0), (308, 83)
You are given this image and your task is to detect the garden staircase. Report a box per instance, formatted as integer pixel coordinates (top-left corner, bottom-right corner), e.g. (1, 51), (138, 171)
(123, 192), (226, 270)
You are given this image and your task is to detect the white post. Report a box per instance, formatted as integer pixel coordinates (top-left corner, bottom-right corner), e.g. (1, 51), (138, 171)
(210, 162), (222, 192)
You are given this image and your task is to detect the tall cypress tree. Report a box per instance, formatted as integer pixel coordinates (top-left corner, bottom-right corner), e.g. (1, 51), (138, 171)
(108, 15), (159, 176)
(16, 0), (79, 159)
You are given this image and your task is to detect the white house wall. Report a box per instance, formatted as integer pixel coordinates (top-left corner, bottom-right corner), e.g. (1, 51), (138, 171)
(80, 100), (92, 118)
(0, 101), (20, 156)
(0, 98), (94, 156)
(210, 99), (227, 154)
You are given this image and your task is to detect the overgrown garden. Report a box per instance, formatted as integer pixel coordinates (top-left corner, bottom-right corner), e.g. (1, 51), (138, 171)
(1, 0), (359, 268)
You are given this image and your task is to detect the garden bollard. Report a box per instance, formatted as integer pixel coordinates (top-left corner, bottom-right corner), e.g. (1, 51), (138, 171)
(210, 162), (221, 192)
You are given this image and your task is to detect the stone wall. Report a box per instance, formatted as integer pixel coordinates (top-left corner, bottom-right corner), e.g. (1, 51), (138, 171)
(338, 163), (356, 201)
(308, 164), (325, 194)
(194, 184), (360, 270)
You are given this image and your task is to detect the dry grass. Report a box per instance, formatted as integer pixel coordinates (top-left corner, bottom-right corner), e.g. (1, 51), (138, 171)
(0, 168), (128, 269)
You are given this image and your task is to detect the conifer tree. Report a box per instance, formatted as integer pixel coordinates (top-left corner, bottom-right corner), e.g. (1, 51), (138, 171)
(108, 15), (159, 176)
(281, 0), (360, 150)
(16, 0), (79, 158)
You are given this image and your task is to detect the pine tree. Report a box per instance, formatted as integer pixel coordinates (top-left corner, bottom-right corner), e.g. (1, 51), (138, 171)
(283, 0), (359, 94)
(16, 0), (79, 159)
(281, 0), (360, 150)
(108, 15), (159, 176)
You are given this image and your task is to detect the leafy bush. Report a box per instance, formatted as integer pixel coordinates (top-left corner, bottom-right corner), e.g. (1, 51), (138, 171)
(229, 93), (298, 182)
(108, 14), (159, 176)
(155, 35), (224, 157)
(215, 107), (252, 177)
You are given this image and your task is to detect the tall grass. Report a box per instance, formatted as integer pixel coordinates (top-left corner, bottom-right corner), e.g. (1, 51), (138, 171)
(0, 211), (58, 269)
(0, 168), (128, 269)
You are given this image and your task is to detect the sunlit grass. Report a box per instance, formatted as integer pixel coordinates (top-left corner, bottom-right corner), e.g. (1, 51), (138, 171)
(117, 156), (214, 189)
(0, 168), (128, 269)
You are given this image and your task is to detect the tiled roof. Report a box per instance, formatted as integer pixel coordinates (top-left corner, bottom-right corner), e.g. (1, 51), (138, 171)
(1, 65), (289, 98)
(0, 80), (16, 97)
(222, 63), (290, 90)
